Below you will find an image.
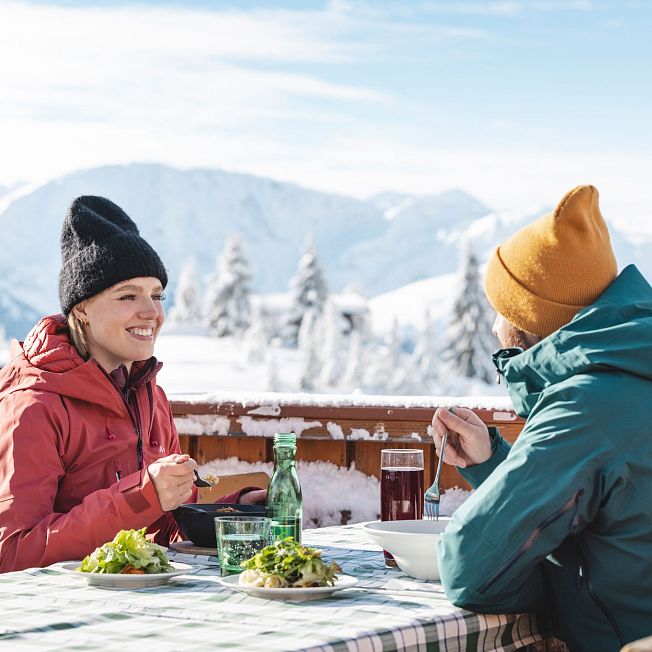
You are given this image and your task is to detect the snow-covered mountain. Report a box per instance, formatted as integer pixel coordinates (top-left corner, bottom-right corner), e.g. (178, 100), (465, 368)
(0, 284), (41, 344)
(1, 162), (651, 340)
(367, 191), (415, 219)
(0, 182), (25, 202)
(343, 190), (495, 294)
(369, 272), (459, 337)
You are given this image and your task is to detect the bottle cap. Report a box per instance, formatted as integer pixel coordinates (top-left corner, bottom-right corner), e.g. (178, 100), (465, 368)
(274, 432), (296, 446)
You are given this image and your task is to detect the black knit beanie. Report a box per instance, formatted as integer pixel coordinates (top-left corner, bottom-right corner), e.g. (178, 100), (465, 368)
(59, 196), (168, 316)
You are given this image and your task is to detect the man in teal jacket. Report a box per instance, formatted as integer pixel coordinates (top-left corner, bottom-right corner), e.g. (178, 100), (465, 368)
(432, 185), (652, 651)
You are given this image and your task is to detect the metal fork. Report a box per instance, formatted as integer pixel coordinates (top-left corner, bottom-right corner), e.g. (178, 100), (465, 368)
(424, 425), (449, 520)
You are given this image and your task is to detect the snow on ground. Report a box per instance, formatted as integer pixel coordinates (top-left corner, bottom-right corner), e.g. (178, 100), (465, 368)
(198, 456), (470, 527)
(157, 333), (511, 409)
(156, 334), (301, 395)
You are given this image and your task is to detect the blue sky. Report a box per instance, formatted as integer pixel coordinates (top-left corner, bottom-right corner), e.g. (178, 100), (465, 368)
(1, 0), (651, 223)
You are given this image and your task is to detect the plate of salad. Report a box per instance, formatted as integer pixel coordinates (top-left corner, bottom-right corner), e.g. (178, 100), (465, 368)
(59, 528), (192, 590)
(218, 537), (357, 601)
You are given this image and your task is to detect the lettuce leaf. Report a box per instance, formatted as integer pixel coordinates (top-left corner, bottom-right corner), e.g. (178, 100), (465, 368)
(79, 528), (172, 574)
(240, 537), (341, 587)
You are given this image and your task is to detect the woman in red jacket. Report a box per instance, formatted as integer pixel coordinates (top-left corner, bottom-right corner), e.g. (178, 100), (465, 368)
(0, 196), (263, 572)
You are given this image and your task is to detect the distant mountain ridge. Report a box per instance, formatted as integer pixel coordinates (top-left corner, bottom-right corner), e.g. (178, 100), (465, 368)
(0, 163), (650, 339)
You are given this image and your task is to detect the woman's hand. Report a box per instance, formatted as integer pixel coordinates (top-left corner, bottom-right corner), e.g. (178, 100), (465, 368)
(238, 489), (268, 505)
(431, 407), (493, 468)
(147, 454), (197, 511)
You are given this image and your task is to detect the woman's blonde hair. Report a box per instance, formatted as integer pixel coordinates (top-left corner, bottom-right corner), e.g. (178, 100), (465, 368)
(67, 311), (90, 360)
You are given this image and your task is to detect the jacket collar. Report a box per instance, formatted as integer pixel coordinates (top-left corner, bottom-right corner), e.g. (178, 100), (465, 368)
(104, 358), (163, 396)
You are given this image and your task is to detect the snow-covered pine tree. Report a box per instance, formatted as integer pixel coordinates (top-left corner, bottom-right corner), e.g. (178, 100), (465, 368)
(167, 259), (201, 327)
(342, 297), (373, 390)
(363, 319), (403, 393)
(283, 239), (329, 347)
(298, 308), (321, 391)
(318, 298), (346, 387)
(203, 234), (252, 337)
(390, 350), (426, 396)
(442, 243), (496, 383)
(242, 304), (269, 365)
(263, 350), (281, 392)
(411, 310), (441, 383)
(343, 330), (364, 390)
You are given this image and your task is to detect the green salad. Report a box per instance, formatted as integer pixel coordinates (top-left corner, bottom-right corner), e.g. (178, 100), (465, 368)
(79, 528), (172, 574)
(239, 537), (341, 588)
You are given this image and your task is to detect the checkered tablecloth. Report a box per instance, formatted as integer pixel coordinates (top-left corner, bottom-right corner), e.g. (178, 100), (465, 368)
(0, 523), (543, 651)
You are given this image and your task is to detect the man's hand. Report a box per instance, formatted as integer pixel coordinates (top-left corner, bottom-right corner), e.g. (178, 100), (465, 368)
(238, 489), (268, 505)
(147, 454), (197, 511)
(431, 407), (493, 468)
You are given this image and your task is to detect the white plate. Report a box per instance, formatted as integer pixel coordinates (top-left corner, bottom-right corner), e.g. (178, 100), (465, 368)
(218, 574), (358, 601)
(58, 561), (193, 590)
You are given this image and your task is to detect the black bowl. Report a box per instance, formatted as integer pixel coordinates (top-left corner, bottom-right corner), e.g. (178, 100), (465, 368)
(172, 503), (267, 548)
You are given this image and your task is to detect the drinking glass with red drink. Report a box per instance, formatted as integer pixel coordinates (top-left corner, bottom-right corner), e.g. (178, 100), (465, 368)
(380, 448), (424, 568)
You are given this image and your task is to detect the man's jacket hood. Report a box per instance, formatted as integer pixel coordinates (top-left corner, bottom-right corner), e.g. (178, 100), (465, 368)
(494, 265), (652, 416)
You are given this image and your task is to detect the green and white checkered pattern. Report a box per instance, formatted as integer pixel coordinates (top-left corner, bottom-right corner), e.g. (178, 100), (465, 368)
(0, 524), (543, 651)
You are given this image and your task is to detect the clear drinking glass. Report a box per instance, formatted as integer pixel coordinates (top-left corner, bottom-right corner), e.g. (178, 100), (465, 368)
(380, 448), (424, 568)
(215, 516), (271, 576)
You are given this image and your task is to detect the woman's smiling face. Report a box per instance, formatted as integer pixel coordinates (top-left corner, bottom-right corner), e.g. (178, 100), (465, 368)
(72, 277), (165, 373)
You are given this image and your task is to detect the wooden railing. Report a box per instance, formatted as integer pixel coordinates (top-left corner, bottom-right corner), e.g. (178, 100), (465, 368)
(172, 395), (525, 491)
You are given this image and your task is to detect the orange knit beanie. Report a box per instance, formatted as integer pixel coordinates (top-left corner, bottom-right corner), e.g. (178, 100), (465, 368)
(484, 185), (618, 338)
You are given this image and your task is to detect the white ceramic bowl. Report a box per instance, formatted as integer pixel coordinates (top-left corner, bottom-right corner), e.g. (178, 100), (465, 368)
(363, 518), (451, 581)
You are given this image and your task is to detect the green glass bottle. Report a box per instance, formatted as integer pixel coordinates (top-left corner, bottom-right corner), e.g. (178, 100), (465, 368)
(268, 432), (303, 543)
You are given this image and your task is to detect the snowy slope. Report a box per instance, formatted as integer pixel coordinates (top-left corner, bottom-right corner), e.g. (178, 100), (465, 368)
(366, 191), (415, 219)
(368, 272), (459, 335)
(346, 192), (496, 295)
(0, 284), (41, 345)
(155, 332), (509, 399)
(0, 183), (20, 201)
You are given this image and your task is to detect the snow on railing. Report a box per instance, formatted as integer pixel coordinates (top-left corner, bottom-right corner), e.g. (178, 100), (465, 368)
(170, 389), (515, 411)
(170, 391), (522, 441)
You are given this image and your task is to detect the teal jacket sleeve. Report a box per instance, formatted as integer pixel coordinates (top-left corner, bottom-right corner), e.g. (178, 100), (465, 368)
(457, 427), (511, 489)
(438, 383), (606, 614)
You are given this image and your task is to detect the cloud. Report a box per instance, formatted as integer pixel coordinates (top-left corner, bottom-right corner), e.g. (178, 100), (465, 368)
(0, 2), (385, 109)
(0, 1), (392, 182)
(240, 134), (652, 231)
(395, 1), (593, 16)
(0, 0), (648, 231)
(334, 0), (593, 18)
